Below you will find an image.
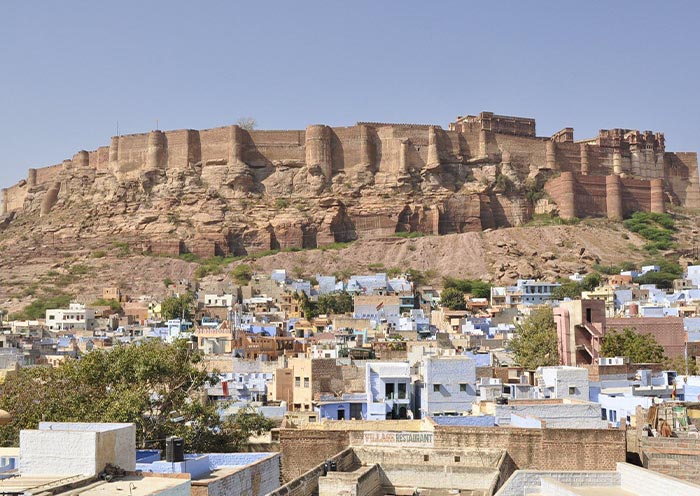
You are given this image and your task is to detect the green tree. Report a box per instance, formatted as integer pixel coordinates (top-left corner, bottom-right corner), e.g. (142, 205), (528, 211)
(551, 273), (602, 300)
(89, 298), (122, 313)
(580, 272), (602, 291)
(0, 340), (273, 451)
(317, 292), (353, 315)
(161, 293), (195, 320)
(664, 355), (698, 376)
(231, 264), (253, 285)
(600, 328), (665, 363)
(509, 307), (559, 369)
(551, 282), (582, 299)
(295, 291), (319, 320)
(440, 287), (466, 310)
(442, 277), (491, 298)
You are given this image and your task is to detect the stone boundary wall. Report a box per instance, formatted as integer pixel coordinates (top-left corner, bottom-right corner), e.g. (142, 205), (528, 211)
(640, 436), (700, 483)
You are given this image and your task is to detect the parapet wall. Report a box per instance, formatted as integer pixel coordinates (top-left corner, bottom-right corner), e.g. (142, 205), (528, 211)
(278, 425), (626, 484)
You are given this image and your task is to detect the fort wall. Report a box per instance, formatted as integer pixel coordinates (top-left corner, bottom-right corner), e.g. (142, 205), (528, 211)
(2, 183), (26, 213)
(6, 120), (695, 202)
(545, 172), (662, 220)
(3, 113), (698, 254)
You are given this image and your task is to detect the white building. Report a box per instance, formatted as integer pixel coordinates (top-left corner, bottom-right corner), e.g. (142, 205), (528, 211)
(687, 265), (700, 288)
(204, 294), (235, 307)
(45, 304), (95, 332)
(417, 355), (477, 417)
(365, 362), (411, 420)
(537, 366), (589, 400)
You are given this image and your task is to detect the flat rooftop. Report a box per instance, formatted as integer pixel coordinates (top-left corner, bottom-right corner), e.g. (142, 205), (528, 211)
(73, 475), (189, 495)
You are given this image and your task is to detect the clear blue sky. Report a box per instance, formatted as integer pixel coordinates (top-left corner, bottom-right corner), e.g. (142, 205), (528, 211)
(2, 1), (699, 187)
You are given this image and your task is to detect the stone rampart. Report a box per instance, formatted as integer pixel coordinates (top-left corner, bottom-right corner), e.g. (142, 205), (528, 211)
(3, 112), (697, 256)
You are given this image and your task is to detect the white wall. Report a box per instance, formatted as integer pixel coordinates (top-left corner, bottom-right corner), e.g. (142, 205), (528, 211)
(20, 423), (136, 476)
(617, 462), (700, 496)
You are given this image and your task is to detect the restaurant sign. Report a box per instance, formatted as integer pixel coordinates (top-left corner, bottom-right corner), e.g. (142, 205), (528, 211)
(362, 431), (434, 447)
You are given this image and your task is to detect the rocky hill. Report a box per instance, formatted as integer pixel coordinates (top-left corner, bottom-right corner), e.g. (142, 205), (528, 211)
(1, 211), (697, 318)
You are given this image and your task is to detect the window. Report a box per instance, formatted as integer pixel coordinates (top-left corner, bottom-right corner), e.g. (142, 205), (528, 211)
(454, 456), (460, 462)
(601, 408), (607, 420)
(295, 376), (300, 387)
(423, 455), (429, 462)
(304, 377), (310, 388)
(433, 384), (441, 393)
(460, 384), (468, 392)
(568, 386), (576, 395)
(398, 383), (407, 399)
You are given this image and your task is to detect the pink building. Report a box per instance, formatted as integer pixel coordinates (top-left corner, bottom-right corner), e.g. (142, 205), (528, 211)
(554, 299), (685, 366)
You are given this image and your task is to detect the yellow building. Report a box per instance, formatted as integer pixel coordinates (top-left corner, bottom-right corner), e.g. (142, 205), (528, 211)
(582, 285), (616, 317)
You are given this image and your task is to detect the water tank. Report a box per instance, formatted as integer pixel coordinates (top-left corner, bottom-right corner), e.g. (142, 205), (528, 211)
(628, 303), (639, 317)
(165, 436), (185, 462)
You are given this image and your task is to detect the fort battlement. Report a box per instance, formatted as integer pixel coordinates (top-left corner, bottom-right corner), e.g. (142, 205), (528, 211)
(2, 112), (698, 256)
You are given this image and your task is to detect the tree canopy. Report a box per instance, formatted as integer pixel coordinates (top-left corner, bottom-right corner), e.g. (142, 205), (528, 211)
(551, 272), (602, 300)
(442, 277), (492, 299)
(440, 287), (466, 310)
(231, 264), (253, 285)
(0, 340), (272, 451)
(161, 293), (195, 320)
(296, 291), (353, 319)
(509, 307), (559, 369)
(600, 327), (665, 363)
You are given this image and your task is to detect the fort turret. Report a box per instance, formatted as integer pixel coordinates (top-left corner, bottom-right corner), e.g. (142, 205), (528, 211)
(426, 126), (440, 169)
(1, 189), (7, 216)
(74, 150), (89, 169)
(358, 124), (373, 169)
(580, 144), (589, 175)
(545, 140), (557, 170)
(146, 130), (165, 170)
(305, 125), (332, 179)
(606, 175), (623, 220)
(650, 179), (665, 214)
(399, 140), (409, 173)
(27, 168), (37, 188)
(109, 136), (119, 171)
(228, 125), (246, 166)
(558, 172), (576, 219)
(612, 150), (622, 176)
